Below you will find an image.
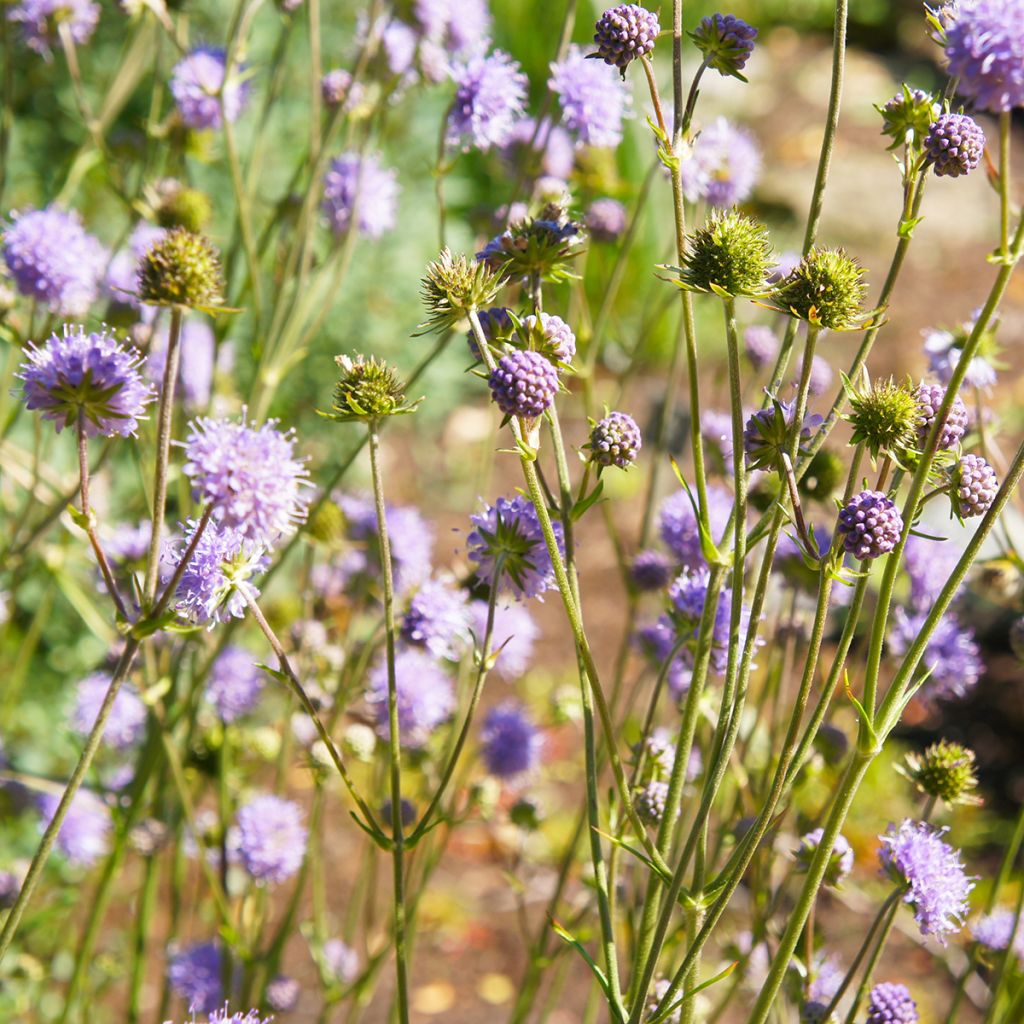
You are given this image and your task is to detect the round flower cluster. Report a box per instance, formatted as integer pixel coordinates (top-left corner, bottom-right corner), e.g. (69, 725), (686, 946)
(206, 646), (265, 722)
(322, 153), (400, 239)
(467, 306), (513, 360)
(236, 795), (308, 885)
(320, 68), (363, 109)
(836, 490), (903, 560)
(630, 549), (672, 591)
(523, 312), (576, 363)
(924, 113), (986, 177)
(488, 350), (559, 419)
(772, 247), (866, 330)
(679, 118), (761, 208)
(137, 228), (223, 308)
(37, 789), (111, 867)
(879, 87), (939, 144)
(866, 982), (919, 1024)
(549, 46), (632, 148)
(585, 198), (628, 242)
(669, 567), (756, 675)
(794, 828), (854, 887)
(182, 414), (311, 547)
(473, 601), (539, 680)
(903, 740), (979, 805)
(682, 210), (772, 296)
(973, 908), (1024, 960)
(480, 702), (543, 778)
(587, 411), (642, 469)
(691, 13), (758, 77)
(944, 0), (1024, 113)
(914, 381), (968, 449)
(167, 941), (224, 1014)
(366, 649), (456, 747)
(592, 4), (660, 72)
(890, 608), (983, 705)
(744, 325), (779, 370)
(400, 578), (471, 660)
(446, 51), (528, 152)
(70, 673), (147, 751)
(636, 779), (669, 825)
(658, 485), (733, 568)
(18, 325), (155, 438)
(743, 399), (822, 470)
(170, 46), (251, 130)
(953, 453), (998, 517)
(9, 0), (99, 55)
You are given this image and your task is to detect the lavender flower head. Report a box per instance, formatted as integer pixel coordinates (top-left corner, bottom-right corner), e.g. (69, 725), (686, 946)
(173, 521), (269, 627)
(471, 601), (539, 680)
(794, 827), (854, 886)
(691, 13), (758, 77)
(836, 490), (903, 560)
(659, 484), (734, 568)
(37, 789), (111, 867)
(3, 205), (105, 315)
(866, 982), (919, 1024)
(147, 316), (218, 408)
(170, 46), (251, 130)
(902, 535), (962, 610)
(70, 673), (147, 750)
(889, 608), (982, 705)
(879, 819), (975, 942)
(401, 578), (471, 660)
(797, 353), (834, 398)
(680, 117), (761, 207)
(744, 324), (779, 370)
(481, 702), (543, 778)
(321, 69), (364, 110)
(973, 908), (1024, 959)
(467, 495), (564, 600)
(167, 941), (224, 1014)
(669, 567), (756, 675)
(17, 324), (155, 437)
(322, 153), (400, 239)
(236, 794), (308, 884)
(588, 411), (642, 469)
(266, 975), (301, 1012)
(924, 113), (986, 177)
(206, 646), (266, 721)
(447, 51), (528, 151)
(944, 0), (1024, 113)
(923, 317), (999, 389)
(415, 0), (491, 60)
(324, 938), (360, 984)
(630, 549), (673, 592)
(636, 617), (693, 698)
(549, 46), (632, 148)
(8, 0), (99, 57)
(586, 198), (628, 242)
(592, 4), (661, 72)
(953, 453), (998, 517)
(524, 312), (576, 363)
(182, 413), (311, 547)
(914, 381), (968, 450)
(502, 118), (576, 180)
(366, 649), (456, 747)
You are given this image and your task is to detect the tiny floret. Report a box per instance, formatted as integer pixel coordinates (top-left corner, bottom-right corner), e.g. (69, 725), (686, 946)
(236, 794), (308, 884)
(592, 4), (660, 73)
(771, 247), (867, 330)
(690, 13), (758, 79)
(681, 209), (772, 296)
(587, 411), (642, 469)
(924, 113), (986, 177)
(952, 453), (998, 517)
(137, 228), (223, 309)
(488, 350), (560, 419)
(836, 490), (902, 560)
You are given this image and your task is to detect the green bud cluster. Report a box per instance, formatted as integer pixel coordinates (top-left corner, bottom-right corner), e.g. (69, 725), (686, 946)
(771, 247), (867, 330)
(419, 248), (505, 333)
(329, 354), (412, 422)
(681, 210), (772, 296)
(902, 739), (981, 806)
(846, 377), (920, 459)
(137, 228), (223, 309)
(152, 179), (213, 233)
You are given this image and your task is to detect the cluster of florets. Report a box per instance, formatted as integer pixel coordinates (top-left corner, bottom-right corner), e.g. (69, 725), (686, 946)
(690, 13), (758, 78)
(630, 550), (673, 592)
(587, 411), (642, 470)
(914, 381), (968, 450)
(206, 646), (266, 722)
(889, 608), (983, 706)
(973, 908), (1024, 959)
(9, 0), (100, 56)
(669, 567), (757, 675)
(481, 702), (543, 778)
(366, 649), (455, 747)
(329, 354), (411, 421)
(400, 578), (471, 660)
(943, 0), (1024, 113)
(420, 248), (504, 333)
(17, 325), (155, 437)
(167, 942), (224, 1013)
(467, 306), (514, 360)
(681, 210), (772, 296)
(794, 828), (855, 887)
(902, 740), (980, 805)
(879, 86), (940, 147)
(836, 490), (903, 560)
(743, 398), (822, 471)
(37, 789), (110, 867)
(952, 453), (998, 517)
(170, 46), (251, 130)
(744, 324), (780, 370)
(236, 795), (308, 885)
(771, 247), (867, 330)
(322, 153), (400, 239)
(320, 68), (363, 109)
(591, 4), (660, 73)
(866, 982), (919, 1024)
(680, 118), (762, 208)
(488, 350), (560, 419)
(137, 228), (223, 308)
(659, 485), (734, 568)
(846, 377), (920, 459)
(924, 113), (986, 177)
(523, 312), (576, 363)
(636, 779), (669, 825)
(550, 46), (632, 148)
(476, 209), (587, 283)
(446, 51), (528, 152)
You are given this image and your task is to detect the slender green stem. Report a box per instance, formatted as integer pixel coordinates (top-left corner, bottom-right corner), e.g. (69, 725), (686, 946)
(841, 895), (901, 1024)
(999, 111), (1012, 259)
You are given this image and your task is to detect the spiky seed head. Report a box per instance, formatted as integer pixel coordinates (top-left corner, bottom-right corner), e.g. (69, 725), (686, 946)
(902, 740), (980, 806)
(847, 377), (920, 459)
(799, 448), (845, 502)
(330, 354), (410, 421)
(136, 227), (223, 308)
(151, 178), (213, 233)
(419, 248), (504, 333)
(681, 210), (772, 296)
(771, 247), (867, 330)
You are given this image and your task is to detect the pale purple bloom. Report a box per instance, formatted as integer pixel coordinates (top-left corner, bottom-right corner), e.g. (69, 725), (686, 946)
(701, 409), (735, 472)
(923, 322), (998, 389)
(467, 495), (564, 601)
(470, 601), (539, 680)
(836, 490), (902, 560)
(867, 982), (919, 1024)
(170, 46), (251, 130)
(366, 649), (456, 747)
(70, 673), (147, 750)
(3, 206), (105, 315)
(236, 795), (307, 884)
(879, 819), (974, 942)
(147, 316), (217, 408)
(944, 0), (1024, 112)
(669, 567), (758, 675)
(8, 0), (99, 56)
(480, 702), (543, 778)
(523, 312), (576, 363)
(167, 941), (223, 1013)
(902, 538), (961, 613)
(401, 578), (471, 660)
(322, 153), (400, 239)
(744, 325), (779, 370)
(503, 119), (576, 180)
(795, 353), (833, 398)
(209, 1009), (275, 1024)
(973, 908), (1024, 959)
(17, 324), (155, 437)
(680, 117), (761, 207)
(103, 521), (153, 570)
(267, 975), (301, 1012)
(173, 520), (269, 626)
(324, 938), (360, 983)
(586, 198), (628, 242)
(636, 617), (693, 698)
(889, 608), (983, 705)
(37, 789), (111, 867)
(807, 953), (844, 1005)
(382, 20), (418, 76)
(446, 51), (528, 151)
(658, 484), (734, 568)
(182, 414), (310, 547)
(0, 871), (18, 909)
(206, 646), (265, 721)
(415, 0), (491, 59)
(549, 46), (631, 148)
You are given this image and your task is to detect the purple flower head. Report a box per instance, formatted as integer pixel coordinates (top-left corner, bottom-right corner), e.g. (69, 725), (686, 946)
(8, 0), (99, 57)
(0, 871), (18, 910)
(914, 381), (968, 450)
(636, 617), (693, 698)
(867, 982), (919, 1024)
(37, 788), (111, 867)
(588, 410), (642, 469)
(366, 648), (456, 747)
(447, 51), (528, 151)
(401, 578), (471, 660)
(471, 600), (539, 680)
(3, 206), (105, 315)
(182, 413), (311, 547)
(744, 324), (779, 370)
(206, 646), (265, 721)
(523, 312), (576, 363)
(836, 490), (903, 560)
(807, 954), (845, 1005)
(467, 495), (564, 601)
(743, 398), (822, 470)
(630, 549), (672, 591)
(973, 908), (1024, 959)
(923, 318), (999, 389)
(592, 4), (661, 72)
(209, 1009), (275, 1024)
(17, 324), (155, 437)
(680, 117), (761, 207)
(691, 13), (758, 77)
(324, 938), (360, 984)
(585, 198), (628, 242)
(903, 535), (962, 610)
(321, 69), (364, 109)
(488, 349), (559, 419)
(889, 608), (982, 705)
(236, 795), (307, 885)
(415, 0), (492, 59)
(658, 484), (734, 568)
(879, 819), (975, 942)
(171, 46), (251, 130)
(481, 702), (543, 778)
(467, 306), (513, 360)
(167, 941), (223, 1014)
(322, 153), (400, 239)
(924, 113), (986, 176)
(70, 673), (147, 750)
(794, 827), (854, 886)
(173, 520), (269, 627)
(146, 316), (217, 408)
(636, 779), (670, 825)
(550, 46), (631, 148)
(266, 975), (301, 1012)
(380, 19), (417, 77)
(953, 453), (998, 517)
(945, 0), (1024, 113)
(669, 567), (757, 675)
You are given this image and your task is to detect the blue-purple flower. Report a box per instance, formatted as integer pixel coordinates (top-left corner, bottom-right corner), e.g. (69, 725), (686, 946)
(669, 567), (757, 675)
(585, 198), (628, 242)
(206, 646), (266, 722)
(973, 908), (1024, 960)
(366, 649), (456, 747)
(170, 46), (251, 130)
(889, 608), (983, 705)
(744, 324), (779, 370)
(236, 794), (308, 884)
(414, 0), (491, 60)
(691, 13), (758, 78)
(323, 937), (360, 983)
(549, 46), (631, 148)
(70, 673), (147, 750)
(446, 51), (528, 151)
(836, 490), (903, 560)
(37, 788), (111, 867)
(471, 601), (539, 680)
(8, 0), (99, 57)
(944, 0), (1024, 113)
(480, 702), (543, 778)
(322, 153), (400, 239)
(680, 117), (761, 207)
(866, 982), (919, 1024)
(658, 484), (734, 568)
(902, 535), (963, 611)
(167, 941), (224, 1014)
(630, 549), (673, 592)
(502, 118), (576, 179)
(401, 578), (471, 660)
(17, 325), (155, 437)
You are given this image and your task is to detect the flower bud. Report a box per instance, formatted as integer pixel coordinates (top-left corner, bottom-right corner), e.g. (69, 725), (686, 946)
(690, 13), (758, 79)
(328, 354), (413, 422)
(151, 178), (213, 233)
(878, 86), (940, 148)
(592, 4), (660, 75)
(137, 227), (223, 309)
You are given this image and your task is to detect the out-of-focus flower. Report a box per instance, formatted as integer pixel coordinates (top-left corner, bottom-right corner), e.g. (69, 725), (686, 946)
(146, 316), (217, 409)
(170, 46), (251, 130)
(70, 673), (147, 750)
(794, 828), (854, 886)
(585, 198), (628, 242)
(549, 46), (631, 148)
(366, 649), (456, 746)
(973, 908), (1024, 960)
(104, 222), (166, 311)
(323, 938), (360, 984)
(944, 0), (1024, 113)
(236, 794), (307, 884)
(679, 118), (761, 207)
(8, 0), (99, 57)
(744, 325), (779, 370)
(167, 941), (224, 1014)
(922, 314), (1000, 389)
(206, 646), (265, 722)
(320, 69), (365, 110)
(630, 549), (673, 592)
(414, 0), (491, 60)
(480, 702), (543, 778)
(322, 153), (400, 239)
(658, 485), (733, 568)
(446, 51), (527, 151)
(889, 608), (983, 705)
(470, 600), (539, 680)
(669, 567), (758, 675)
(37, 789), (111, 867)
(401, 578), (471, 660)
(903, 535), (963, 610)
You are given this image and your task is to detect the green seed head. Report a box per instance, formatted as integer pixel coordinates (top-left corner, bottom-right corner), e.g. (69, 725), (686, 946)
(152, 179), (213, 233)
(771, 247), (867, 330)
(136, 227), (223, 309)
(902, 739), (981, 806)
(847, 377), (920, 459)
(681, 210), (773, 296)
(331, 354), (409, 421)
(419, 248), (504, 333)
